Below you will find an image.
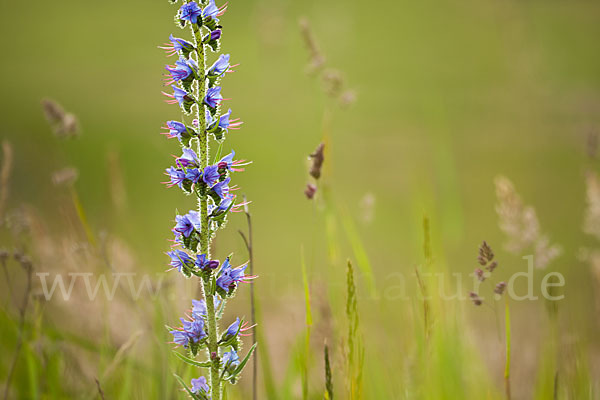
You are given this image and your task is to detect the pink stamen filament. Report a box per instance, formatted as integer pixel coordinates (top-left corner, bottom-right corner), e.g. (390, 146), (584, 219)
(217, 3), (228, 16)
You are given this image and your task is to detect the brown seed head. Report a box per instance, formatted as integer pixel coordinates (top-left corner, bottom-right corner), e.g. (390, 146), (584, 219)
(309, 143), (325, 179)
(469, 292), (482, 306)
(474, 268), (485, 282)
(304, 183), (317, 199)
(494, 281), (507, 295)
(486, 261), (498, 272)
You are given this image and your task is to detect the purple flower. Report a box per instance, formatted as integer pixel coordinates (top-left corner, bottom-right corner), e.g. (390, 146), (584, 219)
(192, 299), (208, 318)
(215, 194), (234, 214)
(182, 317), (207, 343)
(216, 258), (252, 292)
(161, 121), (188, 140)
(202, 165), (220, 186)
(217, 109), (232, 129)
(222, 317), (253, 341)
(169, 34), (194, 52)
(202, 0), (219, 20)
(177, 148), (199, 168)
(172, 86), (188, 106)
(163, 85), (194, 110)
(186, 210), (202, 230)
(159, 35), (195, 57)
(170, 306), (209, 349)
(218, 150), (235, 170)
(192, 297), (221, 319)
(225, 317), (241, 336)
(185, 168), (202, 184)
(210, 109), (242, 133)
(205, 109), (215, 128)
(174, 214), (195, 238)
(195, 253), (220, 271)
(204, 86), (223, 108)
(209, 29), (222, 41)
(208, 194), (235, 216)
(165, 57), (196, 82)
(165, 166), (186, 188)
(173, 211), (201, 238)
(170, 330), (189, 347)
(190, 376), (209, 395)
(167, 249), (193, 272)
(180, 2), (202, 24)
(208, 54), (230, 76)
(212, 177), (230, 199)
(222, 349), (240, 369)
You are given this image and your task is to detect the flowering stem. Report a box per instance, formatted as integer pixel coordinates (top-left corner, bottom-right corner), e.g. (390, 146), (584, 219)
(190, 19), (222, 400)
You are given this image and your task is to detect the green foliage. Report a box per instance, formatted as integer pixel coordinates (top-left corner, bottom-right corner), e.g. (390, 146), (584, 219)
(346, 261), (364, 400)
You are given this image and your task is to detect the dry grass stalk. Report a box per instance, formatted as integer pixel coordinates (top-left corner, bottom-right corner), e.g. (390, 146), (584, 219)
(583, 171), (600, 240)
(309, 143), (325, 180)
(0, 141), (13, 222)
(52, 167), (79, 187)
(494, 175), (561, 268)
(41, 98), (80, 138)
(299, 17), (325, 74)
(298, 18), (356, 107)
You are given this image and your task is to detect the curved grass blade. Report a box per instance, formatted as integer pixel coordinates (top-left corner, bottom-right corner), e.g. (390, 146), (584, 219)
(174, 351), (212, 368)
(228, 342), (258, 380)
(174, 373), (196, 397)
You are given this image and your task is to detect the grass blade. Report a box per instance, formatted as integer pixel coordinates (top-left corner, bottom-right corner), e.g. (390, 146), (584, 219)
(341, 212), (376, 297)
(229, 342), (258, 379)
(173, 351), (212, 368)
(504, 298), (511, 400)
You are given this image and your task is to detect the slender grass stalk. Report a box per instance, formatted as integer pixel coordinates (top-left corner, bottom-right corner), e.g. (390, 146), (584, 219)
(3, 255), (33, 400)
(324, 342), (334, 400)
(238, 197), (257, 400)
(301, 248), (312, 400)
(419, 215), (432, 340)
(69, 186), (96, 247)
(341, 211), (376, 297)
(0, 140), (13, 222)
(422, 214), (432, 265)
(346, 260), (363, 399)
(504, 298), (511, 400)
(95, 379), (106, 400)
(253, 296), (278, 399)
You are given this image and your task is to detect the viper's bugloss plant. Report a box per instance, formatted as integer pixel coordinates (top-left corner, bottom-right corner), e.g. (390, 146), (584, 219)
(159, 1), (255, 398)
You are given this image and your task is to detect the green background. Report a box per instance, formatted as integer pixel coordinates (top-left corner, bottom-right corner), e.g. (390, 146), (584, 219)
(1, 0), (599, 398)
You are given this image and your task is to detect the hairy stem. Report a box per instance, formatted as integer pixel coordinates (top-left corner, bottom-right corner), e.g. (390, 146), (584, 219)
(191, 21), (221, 400)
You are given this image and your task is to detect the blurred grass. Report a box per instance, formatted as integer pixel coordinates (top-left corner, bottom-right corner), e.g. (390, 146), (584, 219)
(1, 0), (600, 398)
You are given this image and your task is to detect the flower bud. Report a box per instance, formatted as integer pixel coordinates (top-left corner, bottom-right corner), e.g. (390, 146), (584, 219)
(469, 292), (482, 306)
(304, 183), (317, 199)
(204, 29), (222, 52)
(494, 281), (506, 295)
(474, 268), (485, 282)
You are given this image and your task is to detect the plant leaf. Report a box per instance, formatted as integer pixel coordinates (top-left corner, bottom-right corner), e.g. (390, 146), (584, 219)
(173, 373), (196, 398)
(173, 351), (212, 368)
(228, 342), (258, 380)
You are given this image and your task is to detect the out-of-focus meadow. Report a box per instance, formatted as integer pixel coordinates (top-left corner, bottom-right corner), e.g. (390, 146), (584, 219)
(1, 0), (600, 398)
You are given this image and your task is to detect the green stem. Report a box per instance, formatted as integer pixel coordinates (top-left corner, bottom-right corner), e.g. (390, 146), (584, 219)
(504, 298), (511, 400)
(190, 21), (222, 400)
